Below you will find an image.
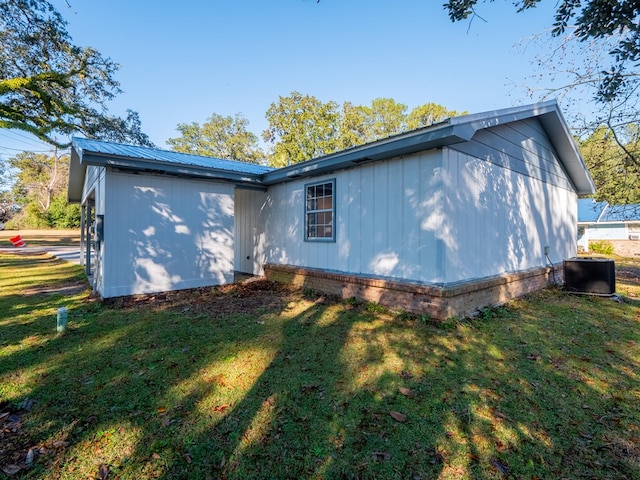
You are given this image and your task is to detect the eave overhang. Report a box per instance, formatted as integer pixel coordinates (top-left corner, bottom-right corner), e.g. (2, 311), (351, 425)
(260, 123), (474, 185)
(68, 100), (596, 203)
(68, 141), (267, 203)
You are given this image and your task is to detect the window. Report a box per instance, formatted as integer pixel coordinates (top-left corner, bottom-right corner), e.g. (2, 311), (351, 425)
(305, 180), (335, 241)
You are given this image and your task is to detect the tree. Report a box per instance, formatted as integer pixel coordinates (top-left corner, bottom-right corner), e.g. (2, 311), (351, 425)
(579, 125), (640, 205)
(0, 190), (17, 224)
(339, 102), (371, 150)
(262, 92), (464, 166)
(362, 98), (408, 141)
(6, 149), (79, 227)
(167, 113), (264, 163)
(444, 0), (640, 205)
(0, 0), (152, 147)
(263, 92), (341, 167)
(444, 0), (640, 105)
(406, 102), (465, 130)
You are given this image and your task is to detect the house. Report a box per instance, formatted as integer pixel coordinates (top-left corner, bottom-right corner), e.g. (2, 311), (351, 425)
(577, 198), (640, 252)
(68, 100), (595, 319)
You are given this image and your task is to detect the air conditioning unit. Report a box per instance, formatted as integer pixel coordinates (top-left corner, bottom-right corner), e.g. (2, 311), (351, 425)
(629, 234), (639, 240)
(564, 258), (615, 295)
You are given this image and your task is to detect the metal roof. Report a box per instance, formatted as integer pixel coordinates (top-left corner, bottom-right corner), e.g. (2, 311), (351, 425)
(69, 137), (273, 202)
(578, 198), (608, 223)
(578, 198), (640, 223)
(261, 100), (596, 195)
(69, 100), (596, 202)
(72, 137), (272, 175)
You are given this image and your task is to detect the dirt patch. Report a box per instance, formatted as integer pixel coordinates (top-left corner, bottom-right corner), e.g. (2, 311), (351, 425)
(103, 278), (300, 317)
(617, 264), (640, 286)
(22, 280), (88, 297)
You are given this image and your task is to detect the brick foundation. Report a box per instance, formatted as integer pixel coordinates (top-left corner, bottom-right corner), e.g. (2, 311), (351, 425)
(263, 263), (564, 319)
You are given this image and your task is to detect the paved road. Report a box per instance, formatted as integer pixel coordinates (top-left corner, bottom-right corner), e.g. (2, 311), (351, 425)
(0, 245), (85, 265)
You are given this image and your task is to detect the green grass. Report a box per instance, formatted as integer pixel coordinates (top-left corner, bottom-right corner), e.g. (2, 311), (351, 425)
(1, 252), (639, 479)
(0, 229), (80, 248)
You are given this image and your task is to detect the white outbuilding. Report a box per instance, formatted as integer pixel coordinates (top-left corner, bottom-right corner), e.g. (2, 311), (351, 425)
(68, 100), (595, 318)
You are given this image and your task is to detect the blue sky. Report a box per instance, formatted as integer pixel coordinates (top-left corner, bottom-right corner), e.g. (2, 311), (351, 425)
(0, 0), (565, 158)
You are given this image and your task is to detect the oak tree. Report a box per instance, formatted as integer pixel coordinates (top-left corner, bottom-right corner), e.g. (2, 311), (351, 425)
(0, 0), (152, 147)
(167, 113), (264, 163)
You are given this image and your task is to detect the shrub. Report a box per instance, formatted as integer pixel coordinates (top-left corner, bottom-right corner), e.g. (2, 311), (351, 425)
(45, 194), (81, 228)
(589, 240), (615, 255)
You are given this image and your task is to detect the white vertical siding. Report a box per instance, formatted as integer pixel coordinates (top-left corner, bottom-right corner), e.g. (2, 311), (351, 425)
(87, 167), (106, 295)
(264, 149), (445, 283)
(100, 171), (234, 298)
(264, 118), (579, 285)
(442, 118), (578, 282)
(235, 188), (267, 275)
(82, 166), (105, 205)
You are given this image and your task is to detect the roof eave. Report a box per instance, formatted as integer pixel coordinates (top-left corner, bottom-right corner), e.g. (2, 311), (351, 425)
(537, 111), (596, 195)
(81, 151), (265, 185)
(67, 147), (86, 204)
(260, 124), (471, 185)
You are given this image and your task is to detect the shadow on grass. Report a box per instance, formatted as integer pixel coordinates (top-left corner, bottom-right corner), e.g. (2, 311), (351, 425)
(1, 274), (639, 478)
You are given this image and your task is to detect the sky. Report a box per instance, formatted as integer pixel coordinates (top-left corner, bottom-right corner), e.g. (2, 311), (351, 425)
(0, 0), (567, 160)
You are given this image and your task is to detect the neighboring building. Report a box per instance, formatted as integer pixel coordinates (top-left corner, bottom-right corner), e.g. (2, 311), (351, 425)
(577, 198), (640, 251)
(68, 100), (595, 319)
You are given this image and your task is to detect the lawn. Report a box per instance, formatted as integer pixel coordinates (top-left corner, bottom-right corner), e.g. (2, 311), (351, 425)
(0, 230), (80, 248)
(1, 250), (639, 479)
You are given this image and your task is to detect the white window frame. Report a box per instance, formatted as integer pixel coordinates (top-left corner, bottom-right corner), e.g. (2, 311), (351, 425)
(304, 179), (336, 242)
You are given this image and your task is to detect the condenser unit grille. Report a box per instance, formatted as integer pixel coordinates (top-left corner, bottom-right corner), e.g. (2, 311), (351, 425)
(564, 258), (616, 295)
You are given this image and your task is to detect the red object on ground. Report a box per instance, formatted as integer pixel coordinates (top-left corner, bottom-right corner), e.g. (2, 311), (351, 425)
(9, 235), (26, 247)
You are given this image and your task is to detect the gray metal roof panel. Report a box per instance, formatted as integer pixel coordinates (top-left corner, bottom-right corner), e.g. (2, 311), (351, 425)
(72, 137), (273, 176)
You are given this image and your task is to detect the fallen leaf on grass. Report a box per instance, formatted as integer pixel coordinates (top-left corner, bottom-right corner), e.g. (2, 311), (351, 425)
(152, 452), (161, 460)
(213, 404), (231, 413)
(398, 387), (415, 397)
(491, 458), (508, 475)
(97, 463), (109, 480)
(162, 418), (176, 427)
(25, 448), (35, 465)
(85, 414), (99, 424)
(183, 453), (192, 464)
(389, 411), (407, 422)
(372, 451), (391, 461)
(1, 465), (21, 476)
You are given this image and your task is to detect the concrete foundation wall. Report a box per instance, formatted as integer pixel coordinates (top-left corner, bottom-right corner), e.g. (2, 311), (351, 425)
(264, 263), (564, 319)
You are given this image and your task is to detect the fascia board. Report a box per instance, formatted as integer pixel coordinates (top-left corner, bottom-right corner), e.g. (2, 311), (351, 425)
(537, 112), (596, 195)
(450, 100), (595, 196)
(260, 124), (471, 185)
(67, 147), (86, 203)
(80, 152), (264, 185)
